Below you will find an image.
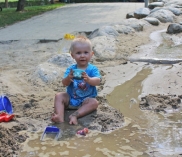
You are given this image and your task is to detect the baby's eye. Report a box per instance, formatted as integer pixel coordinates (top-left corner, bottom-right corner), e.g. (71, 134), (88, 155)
(84, 51), (88, 54)
(76, 52), (81, 54)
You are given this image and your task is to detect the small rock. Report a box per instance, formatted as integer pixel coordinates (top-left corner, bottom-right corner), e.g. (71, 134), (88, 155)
(179, 22), (182, 25)
(148, 2), (164, 9)
(150, 6), (181, 16)
(167, 23), (182, 34)
(113, 25), (135, 34)
(143, 17), (160, 26)
(119, 18), (148, 31)
(91, 36), (117, 61)
(147, 9), (175, 23)
(48, 53), (75, 67)
(126, 12), (134, 19)
(89, 26), (119, 39)
(33, 62), (64, 83)
(134, 8), (150, 19)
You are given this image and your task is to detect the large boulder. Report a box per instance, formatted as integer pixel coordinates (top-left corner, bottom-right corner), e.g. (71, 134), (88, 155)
(89, 26), (119, 39)
(119, 18), (148, 31)
(143, 17), (160, 26)
(48, 53), (75, 67)
(166, 23), (182, 34)
(147, 9), (175, 23)
(91, 36), (117, 61)
(134, 8), (150, 19)
(33, 63), (64, 83)
(112, 25), (135, 34)
(148, 2), (164, 9)
(150, 6), (181, 16)
(126, 12), (134, 19)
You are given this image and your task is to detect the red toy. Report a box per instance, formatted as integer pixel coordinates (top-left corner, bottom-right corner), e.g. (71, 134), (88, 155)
(77, 128), (88, 136)
(0, 112), (14, 122)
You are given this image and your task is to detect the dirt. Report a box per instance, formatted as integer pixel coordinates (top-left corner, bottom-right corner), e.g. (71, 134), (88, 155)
(140, 94), (182, 112)
(0, 125), (27, 157)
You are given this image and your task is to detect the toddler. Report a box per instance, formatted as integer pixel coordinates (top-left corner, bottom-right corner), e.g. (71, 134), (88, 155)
(51, 36), (101, 125)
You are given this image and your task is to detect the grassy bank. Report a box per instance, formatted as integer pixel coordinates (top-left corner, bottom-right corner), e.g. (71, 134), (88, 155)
(0, 3), (65, 27)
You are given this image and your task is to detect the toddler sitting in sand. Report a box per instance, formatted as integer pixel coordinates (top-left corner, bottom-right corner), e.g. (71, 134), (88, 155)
(51, 36), (101, 125)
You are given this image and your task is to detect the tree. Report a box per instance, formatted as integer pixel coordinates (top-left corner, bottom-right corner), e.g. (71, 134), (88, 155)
(16, 0), (25, 11)
(5, 0), (8, 8)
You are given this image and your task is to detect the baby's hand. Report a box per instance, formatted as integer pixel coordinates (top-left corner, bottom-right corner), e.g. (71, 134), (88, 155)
(82, 72), (90, 83)
(68, 69), (74, 82)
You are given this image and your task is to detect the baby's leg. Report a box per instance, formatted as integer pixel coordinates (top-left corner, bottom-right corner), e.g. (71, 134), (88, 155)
(69, 98), (98, 125)
(51, 92), (69, 123)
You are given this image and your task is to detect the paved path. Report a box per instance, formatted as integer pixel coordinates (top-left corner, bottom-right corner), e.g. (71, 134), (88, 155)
(0, 3), (144, 41)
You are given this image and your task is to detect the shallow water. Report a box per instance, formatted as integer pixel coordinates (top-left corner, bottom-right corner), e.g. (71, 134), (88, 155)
(130, 29), (182, 63)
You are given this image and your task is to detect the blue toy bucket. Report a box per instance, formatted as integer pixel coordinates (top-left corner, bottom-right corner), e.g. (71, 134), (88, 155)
(0, 95), (13, 114)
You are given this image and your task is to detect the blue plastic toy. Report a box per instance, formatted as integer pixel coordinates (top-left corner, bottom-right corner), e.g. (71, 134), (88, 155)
(73, 69), (85, 80)
(40, 126), (61, 141)
(0, 95), (13, 114)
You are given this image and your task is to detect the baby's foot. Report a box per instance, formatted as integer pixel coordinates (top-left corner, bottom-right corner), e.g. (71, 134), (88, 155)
(51, 113), (64, 123)
(69, 115), (78, 125)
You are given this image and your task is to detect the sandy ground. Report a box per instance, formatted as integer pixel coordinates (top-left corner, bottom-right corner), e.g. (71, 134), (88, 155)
(0, 4), (182, 157)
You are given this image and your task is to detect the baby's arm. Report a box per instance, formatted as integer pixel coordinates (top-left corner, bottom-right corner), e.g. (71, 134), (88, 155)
(62, 70), (74, 86)
(82, 72), (100, 86)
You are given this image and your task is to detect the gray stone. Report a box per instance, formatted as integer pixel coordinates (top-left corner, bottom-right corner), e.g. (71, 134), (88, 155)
(91, 36), (117, 61)
(143, 17), (160, 26)
(134, 8), (150, 19)
(150, 6), (181, 16)
(48, 53), (75, 67)
(147, 9), (175, 23)
(119, 18), (148, 31)
(89, 26), (119, 39)
(113, 25), (135, 34)
(148, 2), (164, 9)
(167, 23), (182, 34)
(164, 0), (182, 7)
(180, 22), (182, 25)
(33, 63), (64, 83)
(126, 12), (134, 19)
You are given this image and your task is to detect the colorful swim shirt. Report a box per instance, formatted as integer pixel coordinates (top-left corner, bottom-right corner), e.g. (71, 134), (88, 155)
(64, 63), (101, 107)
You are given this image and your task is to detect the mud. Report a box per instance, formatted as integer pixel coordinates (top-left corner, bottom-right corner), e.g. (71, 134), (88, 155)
(140, 94), (182, 112)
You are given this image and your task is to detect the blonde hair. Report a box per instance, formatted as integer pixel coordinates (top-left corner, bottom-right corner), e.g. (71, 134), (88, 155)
(70, 36), (92, 53)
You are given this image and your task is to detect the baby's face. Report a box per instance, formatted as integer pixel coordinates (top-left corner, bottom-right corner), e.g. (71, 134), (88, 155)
(71, 43), (93, 68)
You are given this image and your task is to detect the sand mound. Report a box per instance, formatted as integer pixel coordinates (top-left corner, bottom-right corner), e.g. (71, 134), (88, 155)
(140, 94), (182, 112)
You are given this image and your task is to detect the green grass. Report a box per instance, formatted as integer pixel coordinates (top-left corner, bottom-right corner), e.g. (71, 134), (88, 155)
(0, 3), (65, 27)
(0, 0), (17, 2)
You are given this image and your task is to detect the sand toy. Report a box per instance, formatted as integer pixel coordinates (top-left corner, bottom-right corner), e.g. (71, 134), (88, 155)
(77, 128), (88, 136)
(73, 69), (85, 80)
(40, 126), (61, 141)
(0, 95), (14, 122)
(0, 95), (13, 114)
(0, 112), (14, 122)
